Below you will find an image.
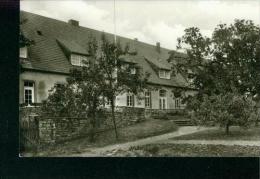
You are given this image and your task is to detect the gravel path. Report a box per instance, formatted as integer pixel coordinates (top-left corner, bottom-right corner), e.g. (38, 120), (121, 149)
(64, 126), (214, 157)
(162, 139), (260, 146)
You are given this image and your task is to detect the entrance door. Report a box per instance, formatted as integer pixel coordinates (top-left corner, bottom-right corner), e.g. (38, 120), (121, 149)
(159, 90), (167, 109)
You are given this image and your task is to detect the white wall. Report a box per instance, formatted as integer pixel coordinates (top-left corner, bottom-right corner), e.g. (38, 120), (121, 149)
(20, 71), (67, 104)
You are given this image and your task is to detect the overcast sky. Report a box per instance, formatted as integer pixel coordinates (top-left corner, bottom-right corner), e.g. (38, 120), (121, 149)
(21, 0), (260, 50)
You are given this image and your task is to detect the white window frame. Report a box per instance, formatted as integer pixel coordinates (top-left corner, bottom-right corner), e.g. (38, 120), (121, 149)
(159, 70), (170, 79)
(24, 81), (35, 105)
(70, 54), (89, 67)
(130, 67), (136, 74)
(20, 46), (28, 58)
(127, 93), (134, 107)
(159, 90), (167, 109)
(121, 64), (129, 70)
(145, 91), (151, 108)
(175, 98), (181, 109)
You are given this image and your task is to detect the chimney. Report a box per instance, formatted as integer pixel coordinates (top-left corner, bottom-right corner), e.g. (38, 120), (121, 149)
(156, 42), (160, 53)
(134, 38), (138, 41)
(68, 19), (79, 26)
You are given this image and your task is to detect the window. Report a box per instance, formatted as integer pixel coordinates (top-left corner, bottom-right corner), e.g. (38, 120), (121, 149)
(145, 91), (151, 108)
(70, 54), (89, 67)
(159, 90), (167, 109)
(159, 90), (166, 97)
(122, 64), (136, 74)
(187, 69), (194, 84)
(175, 99), (181, 108)
(106, 98), (112, 106)
(127, 93), (134, 107)
(24, 81), (34, 105)
(130, 67), (136, 74)
(159, 70), (170, 79)
(20, 46), (28, 58)
(121, 64), (129, 70)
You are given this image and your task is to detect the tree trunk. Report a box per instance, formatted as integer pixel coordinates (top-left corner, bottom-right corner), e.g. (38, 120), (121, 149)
(111, 97), (118, 140)
(89, 100), (97, 142)
(89, 111), (96, 142)
(225, 122), (230, 135)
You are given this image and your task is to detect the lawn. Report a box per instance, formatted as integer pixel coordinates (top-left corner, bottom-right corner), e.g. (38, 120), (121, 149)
(102, 143), (260, 157)
(171, 126), (260, 141)
(33, 119), (178, 156)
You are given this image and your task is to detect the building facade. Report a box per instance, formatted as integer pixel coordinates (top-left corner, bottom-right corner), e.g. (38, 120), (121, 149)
(20, 11), (197, 110)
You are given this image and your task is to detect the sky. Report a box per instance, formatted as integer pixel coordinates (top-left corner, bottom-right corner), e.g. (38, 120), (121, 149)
(21, 0), (260, 50)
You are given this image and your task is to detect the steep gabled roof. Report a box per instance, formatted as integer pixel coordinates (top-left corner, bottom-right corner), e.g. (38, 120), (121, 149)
(20, 11), (190, 88)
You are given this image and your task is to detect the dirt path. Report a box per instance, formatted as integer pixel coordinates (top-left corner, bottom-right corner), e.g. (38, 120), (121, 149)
(61, 126), (214, 157)
(161, 139), (260, 146)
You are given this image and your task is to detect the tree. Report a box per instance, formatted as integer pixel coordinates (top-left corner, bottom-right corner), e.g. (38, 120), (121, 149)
(41, 83), (83, 117)
(42, 34), (150, 140)
(97, 33), (150, 140)
(170, 19), (260, 133)
(42, 36), (106, 142)
(188, 92), (257, 134)
(172, 19), (260, 97)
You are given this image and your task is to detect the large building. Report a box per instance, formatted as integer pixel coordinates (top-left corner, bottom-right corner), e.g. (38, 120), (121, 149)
(19, 11), (197, 110)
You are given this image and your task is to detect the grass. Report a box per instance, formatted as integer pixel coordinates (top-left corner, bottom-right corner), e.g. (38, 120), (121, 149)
(32, 118), (178, 157)
(172, 126), (260, 141)
(122, 143), (260, 157)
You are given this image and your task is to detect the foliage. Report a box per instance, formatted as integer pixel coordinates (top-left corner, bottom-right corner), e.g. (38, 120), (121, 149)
(97, 33), (150, 139)
(187, 93), (258, 134)
(41, 33), (150, 140)
(41, 83), (84, 117)
(173, 19), (260, 97)
(171, 19), (260, 133)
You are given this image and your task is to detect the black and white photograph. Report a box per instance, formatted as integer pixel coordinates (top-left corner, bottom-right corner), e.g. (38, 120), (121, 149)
(19, 0), (260, 157)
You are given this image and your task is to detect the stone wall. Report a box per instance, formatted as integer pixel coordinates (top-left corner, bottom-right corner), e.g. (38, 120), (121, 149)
(38, 117), (91, 144)
(20, 106), (146, 144)
(19, 106), (41, 122)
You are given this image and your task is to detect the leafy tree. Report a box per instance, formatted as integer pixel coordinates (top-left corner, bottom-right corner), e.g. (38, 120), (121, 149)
(98, 33), (150, 140)
(42, 36), (106, 141)
(41, 83), (83, 117)
(42, 34), (150, 140)
(172, 19), (260, 97)
(188, 92), (258, 134)
(169, 19), (260, 133)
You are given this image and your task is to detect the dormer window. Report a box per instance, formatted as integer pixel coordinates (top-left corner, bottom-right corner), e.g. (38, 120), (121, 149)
(130, 67), (136, 74)
(187, 69), (194, 84)
(20, 46), (28, 58)
(121, 64), (136, 74)
(70, 54), (89, 67)
(159, 70), (170, 79)
(121, 64), (129, 70)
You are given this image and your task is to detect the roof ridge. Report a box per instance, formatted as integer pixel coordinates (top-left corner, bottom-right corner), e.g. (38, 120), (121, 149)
(21, 10), (181, 54)
(20, 10), (190, 88)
